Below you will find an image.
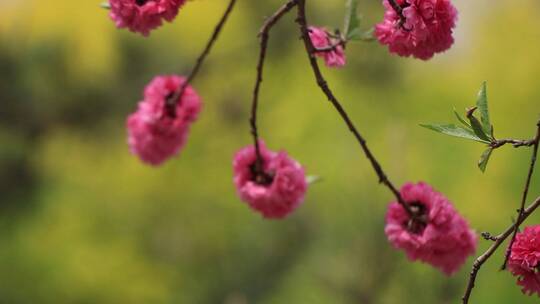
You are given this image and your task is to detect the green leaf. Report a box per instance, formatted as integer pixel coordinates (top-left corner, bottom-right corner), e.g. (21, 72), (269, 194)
(478, 148), (493, 172)
(420, 123), (491, 144)
(100, 2), (111, 9)
(468, 114), (492, 142)
(306, 175), (322, 185)
(348, 28), (375, 42)
(476, 81), (491, 134)
(344, 0), (361, 40)
(453, 107), (471, 128)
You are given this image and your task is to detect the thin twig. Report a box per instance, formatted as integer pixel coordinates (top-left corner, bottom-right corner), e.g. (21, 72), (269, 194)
(490, 138), (536, 149)
(387, 0), (403, 15)
(295, 0), (414, 217)
(313, 37), (346, 52)
(480, 232), (499, 242)
(386, 0), (406, 26)
(314, 41), (344, 52)
(501, 120), (540, 270)
(166, 0), (237, 111)
(250, 0), (298, 167)
(462, 195), (540, 304)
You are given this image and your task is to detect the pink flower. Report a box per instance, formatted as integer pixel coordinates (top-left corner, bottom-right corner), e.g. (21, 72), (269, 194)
(385, 182), (477, 275)
(233, 142), (308, 219)
(308, 26), (346, 68)
(127, 75), (202, 166)
(109, 0), (186, 36)
(508, 225), (540, 296)
(375, 0), (458, 60)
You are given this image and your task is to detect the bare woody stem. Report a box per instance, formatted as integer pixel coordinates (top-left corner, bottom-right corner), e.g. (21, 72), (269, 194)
(501, 120), (540, 270)
(166, 0), (237, 109)
(250, 0), (298, 166)
(386, 0), (406, 26)
(313, 38), (346, 52)
(490, 138), (537, 149)
(462, 195), (540, 304)
(295, 0), (414, 217)
(313, 30), (346, 52)
(387, 0), (403, 14)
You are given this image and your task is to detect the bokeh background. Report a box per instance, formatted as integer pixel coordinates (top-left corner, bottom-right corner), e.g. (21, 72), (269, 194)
(1, 0), (539, 303)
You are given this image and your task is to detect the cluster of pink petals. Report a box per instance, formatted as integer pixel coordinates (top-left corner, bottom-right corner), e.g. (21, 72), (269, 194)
(308, 26), (346, 68)
(508, 225), (540, 296)
(385, 182), (477, 275)
(375, 0), (458, 60)
(109, 0), (186, 36)
(127, 75), (202, 166)
(233, 142), (308, 219)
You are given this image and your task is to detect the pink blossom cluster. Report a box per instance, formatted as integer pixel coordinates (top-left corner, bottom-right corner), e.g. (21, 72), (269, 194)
(308, 27), (346, 68)
(233, 142), (308, 219)
(127, 75), (202, 165)
(375, 0), (458, 60)
(109, 0), (186, 36)
(385, 182), (477, 275)
(508, 225), (540, 297)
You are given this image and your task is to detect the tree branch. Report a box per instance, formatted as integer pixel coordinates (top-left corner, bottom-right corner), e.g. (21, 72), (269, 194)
(387, 0), (403, 15)
(313, 40), (345, 52)
(295, 0), (414, 217)
(250, 0), (298, 166)
(462, 195), (540, 304)
(386, 0), (406, 26)
(490, 138), (536, 149)
(166, 0), (237, 111)
(500, 120), (540, 270)
(312, 33), (346, 52)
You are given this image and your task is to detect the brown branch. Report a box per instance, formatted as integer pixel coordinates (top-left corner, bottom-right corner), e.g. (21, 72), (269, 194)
(313, 38), (345, 52)
(500, 120), (540, 270)
(386, 0), (406, 26)
(250, 0), (298, 167)
(462, 195), (540, 304)
(311, 29), (346, 52)
(166, 0), (237, 111)
(387, 0), (403, 15)
(480, 231), (499, 242)
(295, 0), (414, 217)
(490, 138), (536, 149)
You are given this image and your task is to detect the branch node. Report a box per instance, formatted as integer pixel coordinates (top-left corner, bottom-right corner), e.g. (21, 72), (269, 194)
(481, 232), (498, 242)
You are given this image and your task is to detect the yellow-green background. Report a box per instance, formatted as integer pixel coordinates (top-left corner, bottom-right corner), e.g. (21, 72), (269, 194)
(1, 0), (539, 303)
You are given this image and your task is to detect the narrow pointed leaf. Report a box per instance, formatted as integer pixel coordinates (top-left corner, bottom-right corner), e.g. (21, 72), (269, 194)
(468, 114), (492, 142)
(344, 0), (361, 39)
(478, 147), (493, 172)
(100, 2), (111, 9)
(420, 123), (490, 143)
(453, 107), (471, 128)
(476, 81), (491, 133)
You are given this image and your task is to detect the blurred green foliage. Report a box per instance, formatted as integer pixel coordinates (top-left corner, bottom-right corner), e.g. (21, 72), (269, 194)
(0, 0), (539, 303)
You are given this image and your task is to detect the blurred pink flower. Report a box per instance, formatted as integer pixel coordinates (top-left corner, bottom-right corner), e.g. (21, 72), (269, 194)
(385, 182), (477, 275)
(308, 26), (346, 68)
(375, 0), (458, 60)
(109, 0), (186, 36)
(127, 75), (202, 166)
(233, 141), (308, 219)
(508, 225), (540, 296)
